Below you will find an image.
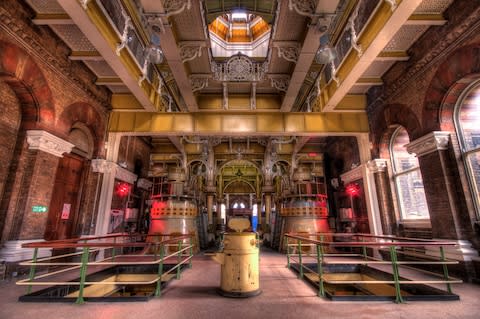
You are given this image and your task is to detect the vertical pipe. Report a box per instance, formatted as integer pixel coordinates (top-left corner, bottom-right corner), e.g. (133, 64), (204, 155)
(389, 246), (404, 303)
(189, 236), (193, 269)
(76, 247), (90, 304)
(298, 240), (303, 279)
(155, 245), (164, 297)
(439, 246), (452, 293)
(176, 241), (182, 280)
(316, 244), (325, 297)
(26, 248), (39, 294)
(286, 236), (290, 268)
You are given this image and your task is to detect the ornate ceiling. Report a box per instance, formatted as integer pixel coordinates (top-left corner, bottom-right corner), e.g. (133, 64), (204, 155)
(24, 0), (454, 165)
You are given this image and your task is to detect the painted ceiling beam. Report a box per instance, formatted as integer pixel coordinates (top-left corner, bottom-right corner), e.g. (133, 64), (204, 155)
(323, 0), (423, 112)
(108, 111), (369, 135)
(68, 50), (103, 61)
(280, 0), (340, 112)
(32, 13), (72, 25)
(406, 14), (447, 25)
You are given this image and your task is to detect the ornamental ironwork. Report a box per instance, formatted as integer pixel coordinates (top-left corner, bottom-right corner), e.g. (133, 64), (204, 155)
(213, 53), (266, 82)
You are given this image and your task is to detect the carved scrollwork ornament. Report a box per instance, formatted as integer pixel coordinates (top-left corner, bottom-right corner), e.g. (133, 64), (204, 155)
(277, 46), (299, 63)
(288, 0), (316, 17)
(346, 2), (363, 56)
(270, 76), (290, 92)
(384, 0), (398, 12)
(162, 0), (192, 17)
(190, 76), (209, 93)
(180, 43), (204, 63)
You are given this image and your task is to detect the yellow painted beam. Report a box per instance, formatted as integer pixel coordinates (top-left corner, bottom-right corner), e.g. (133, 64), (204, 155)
(356, 78), (383, 86)
(69, 50), (102, 60)
(406, 14), (447, 25)
(377, 50), (410, 61)
(95, 77), (123, 85)
(336, 94), (367, 111)
(108, 112), (370, 134)
(322, 0), (423, 111)
(32, 13), (72, 25)
(111, 94), (144, 110)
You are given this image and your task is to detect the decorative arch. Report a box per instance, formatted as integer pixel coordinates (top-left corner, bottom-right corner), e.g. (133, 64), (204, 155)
(370, 103), (422, 158)
(58, 102), (106, 157)
(224, 178), (256, 193)
(423, 43), (480, 133)
(0, 40), (55, 129)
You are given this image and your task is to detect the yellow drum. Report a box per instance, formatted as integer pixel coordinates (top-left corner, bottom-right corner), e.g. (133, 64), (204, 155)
(210, 218), (261, 297)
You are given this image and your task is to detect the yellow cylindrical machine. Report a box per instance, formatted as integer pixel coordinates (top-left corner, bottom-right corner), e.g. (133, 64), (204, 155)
(210, 218), (261, 297)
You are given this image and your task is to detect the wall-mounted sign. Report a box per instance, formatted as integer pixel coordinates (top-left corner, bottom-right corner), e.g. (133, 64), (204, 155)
(61, 203), (71, 219)
(32, 205), (48, 213)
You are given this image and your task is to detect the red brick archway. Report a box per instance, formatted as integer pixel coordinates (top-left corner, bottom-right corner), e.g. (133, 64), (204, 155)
(58, 102), (106, 157)
(0, 40), (55, 129)
(423, 43), (480, 133)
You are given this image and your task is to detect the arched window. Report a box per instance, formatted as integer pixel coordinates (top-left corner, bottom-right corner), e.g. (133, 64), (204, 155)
(455, 82), (480, 217)
(390, 126), (430, 220)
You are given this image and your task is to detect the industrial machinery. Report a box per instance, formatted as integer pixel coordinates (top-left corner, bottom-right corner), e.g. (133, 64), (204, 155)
(210, 218), (261, 297)
(147, 166), (199, 253)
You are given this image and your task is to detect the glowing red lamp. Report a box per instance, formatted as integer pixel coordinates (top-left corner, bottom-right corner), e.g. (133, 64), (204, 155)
(116, 182), (131, 197)
(345, 183), (360, 196)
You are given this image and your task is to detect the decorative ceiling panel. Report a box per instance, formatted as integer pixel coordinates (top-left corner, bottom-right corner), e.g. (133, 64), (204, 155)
(83, 61), (117, 78)
(107, 86), (131, 93)
(414, 0), (454, 14)
(26, 0), (65, 14)
(348, 86), (370, 94)
(384, 25), (429, 51)
(272, 4), (306, 42)
(172, 1), (207, 40)
(50, 25), (96, 51)
(361, 61), (395, 78)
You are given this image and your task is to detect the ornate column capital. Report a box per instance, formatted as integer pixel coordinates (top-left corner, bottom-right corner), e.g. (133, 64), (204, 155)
(406, 131), (450, 157)
(116, 166), (138, 184)
(91, 159), (116, 173)
(26, 130), (74, 158)
(367, 159), (388, 173)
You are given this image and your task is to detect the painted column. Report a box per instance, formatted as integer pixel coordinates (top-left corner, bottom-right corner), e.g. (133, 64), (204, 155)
(406, 132), (478, 262)
(367, 159), (397, 235)
(0, 130), (74, 262)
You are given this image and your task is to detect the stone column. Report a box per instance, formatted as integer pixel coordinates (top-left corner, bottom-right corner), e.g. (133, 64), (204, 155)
(406, 131), (478, 262)
(367, 159), (397, 235)
(0, 130), (74, 262)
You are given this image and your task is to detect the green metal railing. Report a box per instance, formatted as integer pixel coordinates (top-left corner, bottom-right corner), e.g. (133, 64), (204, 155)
(17, 233), (194, 304)
(284, 233), (461, 303)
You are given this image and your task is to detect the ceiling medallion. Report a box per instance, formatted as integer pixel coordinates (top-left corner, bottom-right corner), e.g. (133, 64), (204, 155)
(213, 53), (266, 82)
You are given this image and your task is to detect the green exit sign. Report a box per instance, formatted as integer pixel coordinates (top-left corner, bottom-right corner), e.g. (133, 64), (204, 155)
(32, 205), (48, 213)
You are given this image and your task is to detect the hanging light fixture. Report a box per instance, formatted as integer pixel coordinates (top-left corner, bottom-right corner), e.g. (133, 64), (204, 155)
(315, 34), (337, 64)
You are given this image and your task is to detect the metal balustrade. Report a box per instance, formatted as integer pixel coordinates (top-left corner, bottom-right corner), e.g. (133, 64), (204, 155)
(284, 233), (462, 303)
(16, 233), (194, 304)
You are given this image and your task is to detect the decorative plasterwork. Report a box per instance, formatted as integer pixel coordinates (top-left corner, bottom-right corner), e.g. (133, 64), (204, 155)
(137, 178), (153, 190)
(162, 0), (192, 18)
(116, 165), (138, 183)
(91, 159), (137, 183)
(213, 53), (266, 82)
(91, 159), (117, 173)
(346, 2), (363, 56)
(115, 8), (133, 56)
(274, 42), (300, 63)
(406, 131), (450, 157)
(179, 42), (206, 63)
(269, 75), (290, 92)
(288, 0), (316, 17)
(340, 164), (364, 184)
(26, 130), (74, 158)
(367, 159), (388, 173)
(190, 75), (209, 93)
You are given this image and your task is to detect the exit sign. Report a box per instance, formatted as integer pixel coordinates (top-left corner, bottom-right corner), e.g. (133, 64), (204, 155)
(32, 205), (48, 213)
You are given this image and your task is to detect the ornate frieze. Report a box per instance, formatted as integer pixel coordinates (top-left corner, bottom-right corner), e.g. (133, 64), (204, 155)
(274, 43), (300, 63)
(288, 0), (316, 17)
(162, 0), (192, 17)
(213, 53), (266, 82)
(367, 159), (388, 173)
(406, 131), (450, 157)
(179, 42), (206, 63)
(91, 159), (117, 173)
(26, 130), (74, 158)
(269, 75), (290, 92)
(190, 75), (209, 93)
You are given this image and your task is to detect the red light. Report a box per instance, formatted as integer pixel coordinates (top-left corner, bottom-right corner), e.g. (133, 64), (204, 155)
(346, 183), (360, 196)
(308, 152), (317, 157)
(116, 182), (131, 197)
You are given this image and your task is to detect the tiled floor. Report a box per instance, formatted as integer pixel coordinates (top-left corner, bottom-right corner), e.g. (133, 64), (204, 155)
(1, 249), (479, 319)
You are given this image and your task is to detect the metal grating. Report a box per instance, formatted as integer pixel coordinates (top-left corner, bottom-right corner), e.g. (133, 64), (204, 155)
(414, 0), (454, 14)
(26, 0), (66, 14)
(49, 25), (96, 51)
(384, 25), (429, 51)
(83, 61), (117, 77)
(361, 60), (395, 78)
